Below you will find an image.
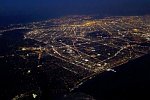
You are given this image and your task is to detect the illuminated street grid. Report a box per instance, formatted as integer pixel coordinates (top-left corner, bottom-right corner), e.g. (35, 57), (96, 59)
(25, 15), (150, 71)
(1, 15), (150, 91)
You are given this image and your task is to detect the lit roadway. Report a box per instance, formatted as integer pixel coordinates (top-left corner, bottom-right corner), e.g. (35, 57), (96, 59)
(2, 15), (150, 91)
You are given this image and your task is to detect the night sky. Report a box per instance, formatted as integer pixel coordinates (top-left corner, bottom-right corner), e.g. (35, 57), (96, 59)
(0, 0), (150, 24)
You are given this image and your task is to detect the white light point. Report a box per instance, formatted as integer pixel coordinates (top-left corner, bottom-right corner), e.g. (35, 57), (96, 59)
(97, 63), (101, 66)
(32, 93), (37, 99)
(84, 59), (89, 62)
(27, 70), (31, 74)
(106, 68), (116, 72)
(97, 54), (101, 56)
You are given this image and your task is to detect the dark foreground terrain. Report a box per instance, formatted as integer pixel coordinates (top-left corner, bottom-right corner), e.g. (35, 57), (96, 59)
(75, 54), (150, 100)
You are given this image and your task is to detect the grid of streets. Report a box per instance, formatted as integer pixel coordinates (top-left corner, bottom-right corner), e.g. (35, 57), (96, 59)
(0, 15), (150, 91)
